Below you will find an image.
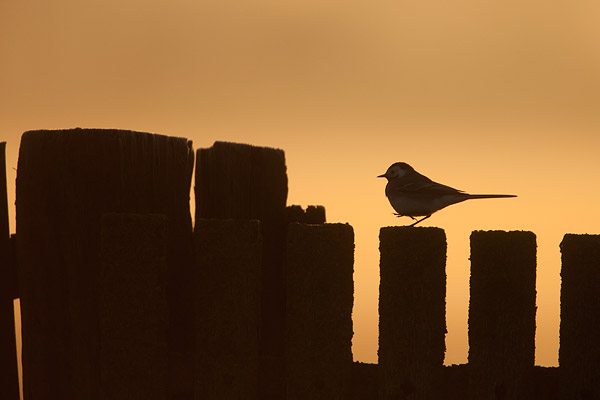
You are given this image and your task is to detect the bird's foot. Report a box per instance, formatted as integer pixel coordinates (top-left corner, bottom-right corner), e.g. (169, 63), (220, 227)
(394, 213), (417, 220)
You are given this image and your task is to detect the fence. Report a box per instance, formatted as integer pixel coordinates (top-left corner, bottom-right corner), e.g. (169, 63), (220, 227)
(0, 129), (598, 399)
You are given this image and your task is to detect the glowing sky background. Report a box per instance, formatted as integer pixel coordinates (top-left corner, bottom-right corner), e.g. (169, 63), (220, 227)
(2, 0), (600, 373)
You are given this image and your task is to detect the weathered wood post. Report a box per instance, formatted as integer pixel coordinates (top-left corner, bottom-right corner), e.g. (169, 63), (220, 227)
(195, 141), (288, 398)
(194, 219), (262, 399)
(0, 142), (20, 399)
(468, 231), (536, 399)
(16, 129), (195, 399)
(285, 223), (354, 400)
(559, 234), (600, 399)
(99, 213), (169, 399)
(378, 226), (447, 399)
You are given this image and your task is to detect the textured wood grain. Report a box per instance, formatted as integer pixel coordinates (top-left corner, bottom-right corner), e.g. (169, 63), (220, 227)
(194, 219), (262, 400)
(285, 223), (354, 400)
(559, 234), (600, 399)
(195, 141), (288, 399)
(16, 129), (194, 399)
(468, 230), (536, 400)
(99, 213), (168, 400)
(378, 226), (447, 400)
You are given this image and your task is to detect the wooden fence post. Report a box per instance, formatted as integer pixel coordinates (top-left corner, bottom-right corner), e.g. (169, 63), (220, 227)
(16, 129), (194, 399)
(194, 219), (262, 399)
(285, 223), (354, 400)
(468, 230), (536, 399)
(559, 234), (600, 399)
(0, 142), (19, 399)
(99, 213), (168, 399)
(195, 141), (288, 398)
(378, 226), (447, 400)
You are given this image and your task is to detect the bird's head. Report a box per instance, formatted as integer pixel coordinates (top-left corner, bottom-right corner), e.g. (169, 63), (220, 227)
(377, 162), (414, 180)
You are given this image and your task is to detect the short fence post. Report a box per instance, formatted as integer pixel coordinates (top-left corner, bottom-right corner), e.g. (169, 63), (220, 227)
(194, 219), (262, 399)
(0, 141), (19, 399)
(285, 223), (354, 400)
(378, 226), (447, 400)
(195, 141), (288, 398)
(559, 234), (600, 399)
(99, 213), (169, 400)
(468, 230), (536, 399)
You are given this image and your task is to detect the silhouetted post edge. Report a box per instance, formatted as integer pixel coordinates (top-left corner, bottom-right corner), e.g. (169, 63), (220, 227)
(468, 230), (536, 400)
(0, 141), (20, 399)
(559, 234), (600, 399)
(285, 222), (354, 400)
(378, 226), (447, 400)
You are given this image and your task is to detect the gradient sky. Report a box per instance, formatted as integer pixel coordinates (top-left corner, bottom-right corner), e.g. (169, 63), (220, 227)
(2, 0), (600, 371)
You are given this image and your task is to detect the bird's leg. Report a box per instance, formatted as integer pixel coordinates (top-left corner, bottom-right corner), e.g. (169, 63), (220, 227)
(409, 215), (431, 227)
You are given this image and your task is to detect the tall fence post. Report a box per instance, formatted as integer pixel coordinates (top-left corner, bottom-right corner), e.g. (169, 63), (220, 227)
(285, 223), (354, 400)
(559, 234), (600, 399)
(16, 129), (195, 399)
(98, 213), (169, 399)
(468, 230), (536, 399)
(378, 226), (447, 400)
(194, 219), (262, 399)
(0, 142), (19, 399)
(195, 141), (288, 398)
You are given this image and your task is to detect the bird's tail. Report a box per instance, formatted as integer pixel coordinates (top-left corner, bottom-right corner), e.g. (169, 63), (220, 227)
(468, 194), (517, 199)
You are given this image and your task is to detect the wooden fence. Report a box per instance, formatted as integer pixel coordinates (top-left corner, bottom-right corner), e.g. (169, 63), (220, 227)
(1, 129), (598, 399)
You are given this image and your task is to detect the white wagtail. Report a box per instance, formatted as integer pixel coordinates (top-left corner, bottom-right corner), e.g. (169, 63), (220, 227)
(378, 162), (516, 226)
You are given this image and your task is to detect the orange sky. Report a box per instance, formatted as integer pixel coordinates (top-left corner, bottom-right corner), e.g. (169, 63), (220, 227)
(2, 0), (600, 373)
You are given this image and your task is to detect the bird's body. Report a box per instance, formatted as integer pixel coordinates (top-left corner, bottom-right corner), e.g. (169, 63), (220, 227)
(378, 162), (516, 226)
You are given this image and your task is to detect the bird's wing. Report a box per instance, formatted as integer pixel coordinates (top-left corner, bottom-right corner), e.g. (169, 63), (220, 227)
(387, 176), (465, 197)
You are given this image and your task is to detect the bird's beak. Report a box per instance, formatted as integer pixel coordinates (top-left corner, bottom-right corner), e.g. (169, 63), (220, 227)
(377, 173), (386, 178)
